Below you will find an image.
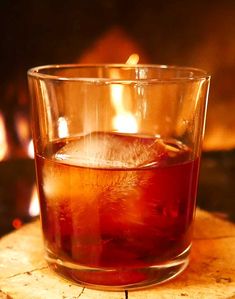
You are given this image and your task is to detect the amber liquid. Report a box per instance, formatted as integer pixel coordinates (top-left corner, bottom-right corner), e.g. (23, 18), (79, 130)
(36, 132), (199, 287)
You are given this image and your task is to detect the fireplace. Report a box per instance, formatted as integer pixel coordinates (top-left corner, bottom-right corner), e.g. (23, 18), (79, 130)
(0, 0), (235, 235)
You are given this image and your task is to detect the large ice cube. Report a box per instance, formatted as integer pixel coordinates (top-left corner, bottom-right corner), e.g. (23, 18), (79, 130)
(54, 132), (166, 168)
(43, 132), (167, 227)
(42, 132), (189, 234)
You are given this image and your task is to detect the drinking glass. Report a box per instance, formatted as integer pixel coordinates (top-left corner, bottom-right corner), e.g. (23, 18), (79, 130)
(28, 64), (210, 290)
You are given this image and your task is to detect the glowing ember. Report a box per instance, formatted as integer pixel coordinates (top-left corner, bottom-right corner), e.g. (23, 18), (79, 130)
(29, 184), (40, 217)
(12, 218), (22, 229)
(0, 112), (9, 161)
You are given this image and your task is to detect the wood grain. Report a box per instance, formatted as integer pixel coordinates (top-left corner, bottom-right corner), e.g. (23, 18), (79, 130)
(0, 209), (235, 299)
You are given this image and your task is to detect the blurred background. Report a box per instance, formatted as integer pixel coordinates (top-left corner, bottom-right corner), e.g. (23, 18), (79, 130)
(0, 0), (235, 236)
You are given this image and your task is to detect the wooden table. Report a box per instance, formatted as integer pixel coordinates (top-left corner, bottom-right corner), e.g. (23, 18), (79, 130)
(0, 209), (235, 299)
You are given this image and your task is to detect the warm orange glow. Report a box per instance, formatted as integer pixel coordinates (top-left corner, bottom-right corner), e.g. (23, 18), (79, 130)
(111, 54), (139, 133)
(126, 53), (139, 65)
(58, 116), (69, 138)
(15, 114), (30, 155)
(27, 139), (35, 159)
(29, 184), (40, 217)
(203, 128), (235, 151)
(78, 27), (148, 64)
(0, 112), (9, 161)
(12, 218), (22, 229)
(113, 113), (138, 133)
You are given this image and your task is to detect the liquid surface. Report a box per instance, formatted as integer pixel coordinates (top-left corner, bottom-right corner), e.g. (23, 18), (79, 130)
(36, 132), (199, 269)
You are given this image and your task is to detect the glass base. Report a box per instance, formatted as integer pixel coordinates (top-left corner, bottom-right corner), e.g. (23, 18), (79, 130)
(45, 246), (190, 291)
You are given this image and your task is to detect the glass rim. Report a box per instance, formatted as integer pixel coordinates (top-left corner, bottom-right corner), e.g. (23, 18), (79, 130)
(27, 63), (211, 83)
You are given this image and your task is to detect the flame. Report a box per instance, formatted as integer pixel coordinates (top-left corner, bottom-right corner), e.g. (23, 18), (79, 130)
(113, 113), (138, 133)
(28, 184), (40, 217)
(126, 53), (139, 65)
(26, 118), (67, 218)
(15, 113), (30, 156)
(27, 139), (35, 159)
(0, 112), (9, 161)
(111, 54), (139, 133)
(58, 116), (69, 138)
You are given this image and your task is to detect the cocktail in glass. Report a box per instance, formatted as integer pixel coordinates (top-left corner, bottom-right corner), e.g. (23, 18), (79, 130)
(28, 64), (210, 290)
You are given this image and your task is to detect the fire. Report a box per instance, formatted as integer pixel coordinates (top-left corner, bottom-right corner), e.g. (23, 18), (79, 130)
(28, 139), (40, 217)
(26, 117), (68, 219)
(27, 135), (40, 217)
(58, 116), (69, 138)
(126, 53), (139, 65)
(0, 112), (9, 161)
(27, 139), (35, 158)
(111, 54), (139, 133)
(15, 113), (30, 156)
(28, 184), (40, 217)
